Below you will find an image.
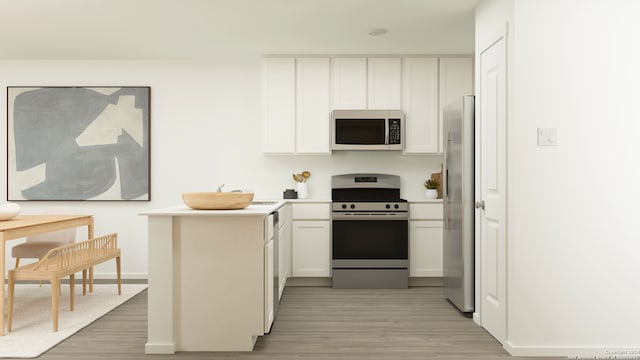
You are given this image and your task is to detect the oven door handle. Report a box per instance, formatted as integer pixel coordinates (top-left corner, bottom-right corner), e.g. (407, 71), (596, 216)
(332, 213), (408, 220)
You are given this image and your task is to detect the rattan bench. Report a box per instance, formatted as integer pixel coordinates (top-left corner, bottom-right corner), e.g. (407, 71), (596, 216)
(7, 233), (121, 332)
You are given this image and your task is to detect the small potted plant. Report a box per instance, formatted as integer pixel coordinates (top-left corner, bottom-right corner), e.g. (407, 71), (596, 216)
(424, 179), (439, 199)
(292, 171), (311, 199)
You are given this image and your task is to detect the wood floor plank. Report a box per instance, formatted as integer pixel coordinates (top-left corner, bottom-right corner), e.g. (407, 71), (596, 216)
(36, 287), (562, 360)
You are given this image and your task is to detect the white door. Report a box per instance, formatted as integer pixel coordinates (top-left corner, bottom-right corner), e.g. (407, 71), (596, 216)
(478, 33), (507, 342)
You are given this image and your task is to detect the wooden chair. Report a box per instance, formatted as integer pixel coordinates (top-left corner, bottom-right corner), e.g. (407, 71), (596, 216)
(12, 206), (77, 268)
(7, 233), (121, 332)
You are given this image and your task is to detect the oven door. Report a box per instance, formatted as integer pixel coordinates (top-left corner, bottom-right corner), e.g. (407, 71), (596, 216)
(332, 217), (408, 267)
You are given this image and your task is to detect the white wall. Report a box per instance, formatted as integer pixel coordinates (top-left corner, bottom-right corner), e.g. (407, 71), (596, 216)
(478, 0), (640, 356)
(0, 59), (443, 278)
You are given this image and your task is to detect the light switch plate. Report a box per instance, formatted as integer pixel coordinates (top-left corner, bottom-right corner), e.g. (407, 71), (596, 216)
(537, 127), (557, 146)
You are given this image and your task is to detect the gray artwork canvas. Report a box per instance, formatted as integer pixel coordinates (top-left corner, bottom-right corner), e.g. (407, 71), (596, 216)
(7, 87), (150, 201)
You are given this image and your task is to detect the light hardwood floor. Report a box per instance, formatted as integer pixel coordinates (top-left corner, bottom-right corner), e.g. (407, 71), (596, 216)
(36, 286), (560, 360)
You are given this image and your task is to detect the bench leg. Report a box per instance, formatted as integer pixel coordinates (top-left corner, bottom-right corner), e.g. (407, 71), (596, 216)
(7, 273), (15, 332)
(116, 256), (122, 295)
(51, 278), (60, 332)
(82, 269), (87, 295)
(70, 274), (75, 311)
(89, 266), (94, 293)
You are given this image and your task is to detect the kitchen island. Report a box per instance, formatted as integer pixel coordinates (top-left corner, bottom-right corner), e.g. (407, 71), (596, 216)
(140, 202), (284, 354)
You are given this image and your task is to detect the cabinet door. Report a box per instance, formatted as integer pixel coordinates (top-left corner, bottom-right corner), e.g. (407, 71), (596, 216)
(403, 58), (439, 153)
(278, 219), (291, 299)
(409, 220), (443, 277)
(262, 58), (296, 153)
(264, 239), (274, 332)
(438, 57), (473, 153)
(367, 57), (402, 110)
(331, 58), (367, 110)
(292, 220), (330, 277)
(296, 58), (331, 154)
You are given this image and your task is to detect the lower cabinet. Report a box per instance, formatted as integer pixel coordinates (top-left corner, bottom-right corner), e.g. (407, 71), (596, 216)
(292, 220), (331, 277)
(409, 220), (443, 276)
(264, 237), (274, 332)
(277, 204), (292, 299)
(264, 214), (275, 332)
(278, 218), (291, 298)
(409, 202), (444, 277)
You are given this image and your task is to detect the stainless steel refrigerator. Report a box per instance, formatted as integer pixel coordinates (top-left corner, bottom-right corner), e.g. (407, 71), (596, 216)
(443, 95), (475, 314)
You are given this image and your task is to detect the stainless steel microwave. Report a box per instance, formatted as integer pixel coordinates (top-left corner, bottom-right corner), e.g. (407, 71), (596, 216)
(331, 110), (404, 151)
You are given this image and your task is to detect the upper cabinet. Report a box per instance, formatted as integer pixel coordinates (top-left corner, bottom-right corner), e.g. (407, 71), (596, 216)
(403, 58), (439, 154)
(262, 57), (331, 154)
(262, 58), (296, 153)
(438, 57), (474, 153)
(262, 55), (473, 155)
(367, 58), (402, 109)
(296, 58), (331, 154)
(331, 58), (367, 109)
(331, 57), (402, 110)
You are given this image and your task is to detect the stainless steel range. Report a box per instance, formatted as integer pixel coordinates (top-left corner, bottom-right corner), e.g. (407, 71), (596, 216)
(331, 173), (409, 289)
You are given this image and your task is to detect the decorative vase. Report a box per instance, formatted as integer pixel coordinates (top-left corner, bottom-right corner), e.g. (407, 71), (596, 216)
(296, 182), (309, 199)
(424, 189), (438, 199)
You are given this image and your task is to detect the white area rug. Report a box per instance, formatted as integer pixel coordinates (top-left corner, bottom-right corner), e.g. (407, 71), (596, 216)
(0, 283), (147, 358)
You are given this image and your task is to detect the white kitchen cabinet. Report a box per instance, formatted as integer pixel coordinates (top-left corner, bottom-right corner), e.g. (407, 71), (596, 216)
(264, 237), (274, 331)
(291, 203), (331, 277)
(277, 204), (292, 299)
(331, 57), (367, 110)
(296, 58), (331, 154)
(262, 57), (330, 154)
(403, 57), (439, 154)
(262, 58), (296, 153)
(264, 214), (275, 332)
(438, 57), (473, 153)
(409, 202), (444, 277)
(367, 57), (402, 110)
(331, 57), (402, 110)
(292, 220), (331, 277)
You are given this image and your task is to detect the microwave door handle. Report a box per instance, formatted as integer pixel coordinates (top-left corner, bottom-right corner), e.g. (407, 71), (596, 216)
(384, 117), (389, 145)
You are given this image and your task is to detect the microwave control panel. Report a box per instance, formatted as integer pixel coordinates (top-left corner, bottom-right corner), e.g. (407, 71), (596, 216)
(389, 119), (401, 144)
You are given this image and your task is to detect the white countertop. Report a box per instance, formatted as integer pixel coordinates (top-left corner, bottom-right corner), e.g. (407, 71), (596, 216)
(141, 198), (440, 217)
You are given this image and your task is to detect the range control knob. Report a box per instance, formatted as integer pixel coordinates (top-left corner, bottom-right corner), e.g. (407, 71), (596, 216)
(350, 204), (356, 209)
(394, 204), (399, 209)
(341, 204), (347, 209)
(385, 204), (391, 209)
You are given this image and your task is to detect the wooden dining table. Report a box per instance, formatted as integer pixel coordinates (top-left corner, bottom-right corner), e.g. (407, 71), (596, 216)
(0, 214), (94, 336)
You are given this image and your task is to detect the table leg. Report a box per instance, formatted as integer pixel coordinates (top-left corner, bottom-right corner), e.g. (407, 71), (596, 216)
(1, 232), (5, 336)
(88, 218), (94, 293)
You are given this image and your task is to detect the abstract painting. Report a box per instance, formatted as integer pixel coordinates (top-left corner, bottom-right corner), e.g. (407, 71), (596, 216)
(7, 87), (150, 201)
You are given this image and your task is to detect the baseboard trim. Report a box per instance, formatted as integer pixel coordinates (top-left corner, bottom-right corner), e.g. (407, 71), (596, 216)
(285, 277), (444, 287)
(145, 342), (176, 354)
(504, 341), (640, 357)
(409, 277), (443, 287)
(92, 272), (148, 280)
(286, 277), (331, 287)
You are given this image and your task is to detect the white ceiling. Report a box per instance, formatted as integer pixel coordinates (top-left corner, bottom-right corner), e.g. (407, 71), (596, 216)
(0, 0), (479, 60)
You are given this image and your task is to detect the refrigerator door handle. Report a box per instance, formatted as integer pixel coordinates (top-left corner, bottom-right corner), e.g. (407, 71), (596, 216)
(443, 136), (450, 231)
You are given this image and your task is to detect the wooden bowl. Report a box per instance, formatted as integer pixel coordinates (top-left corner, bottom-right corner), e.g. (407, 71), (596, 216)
(182, 192), (255, 210)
